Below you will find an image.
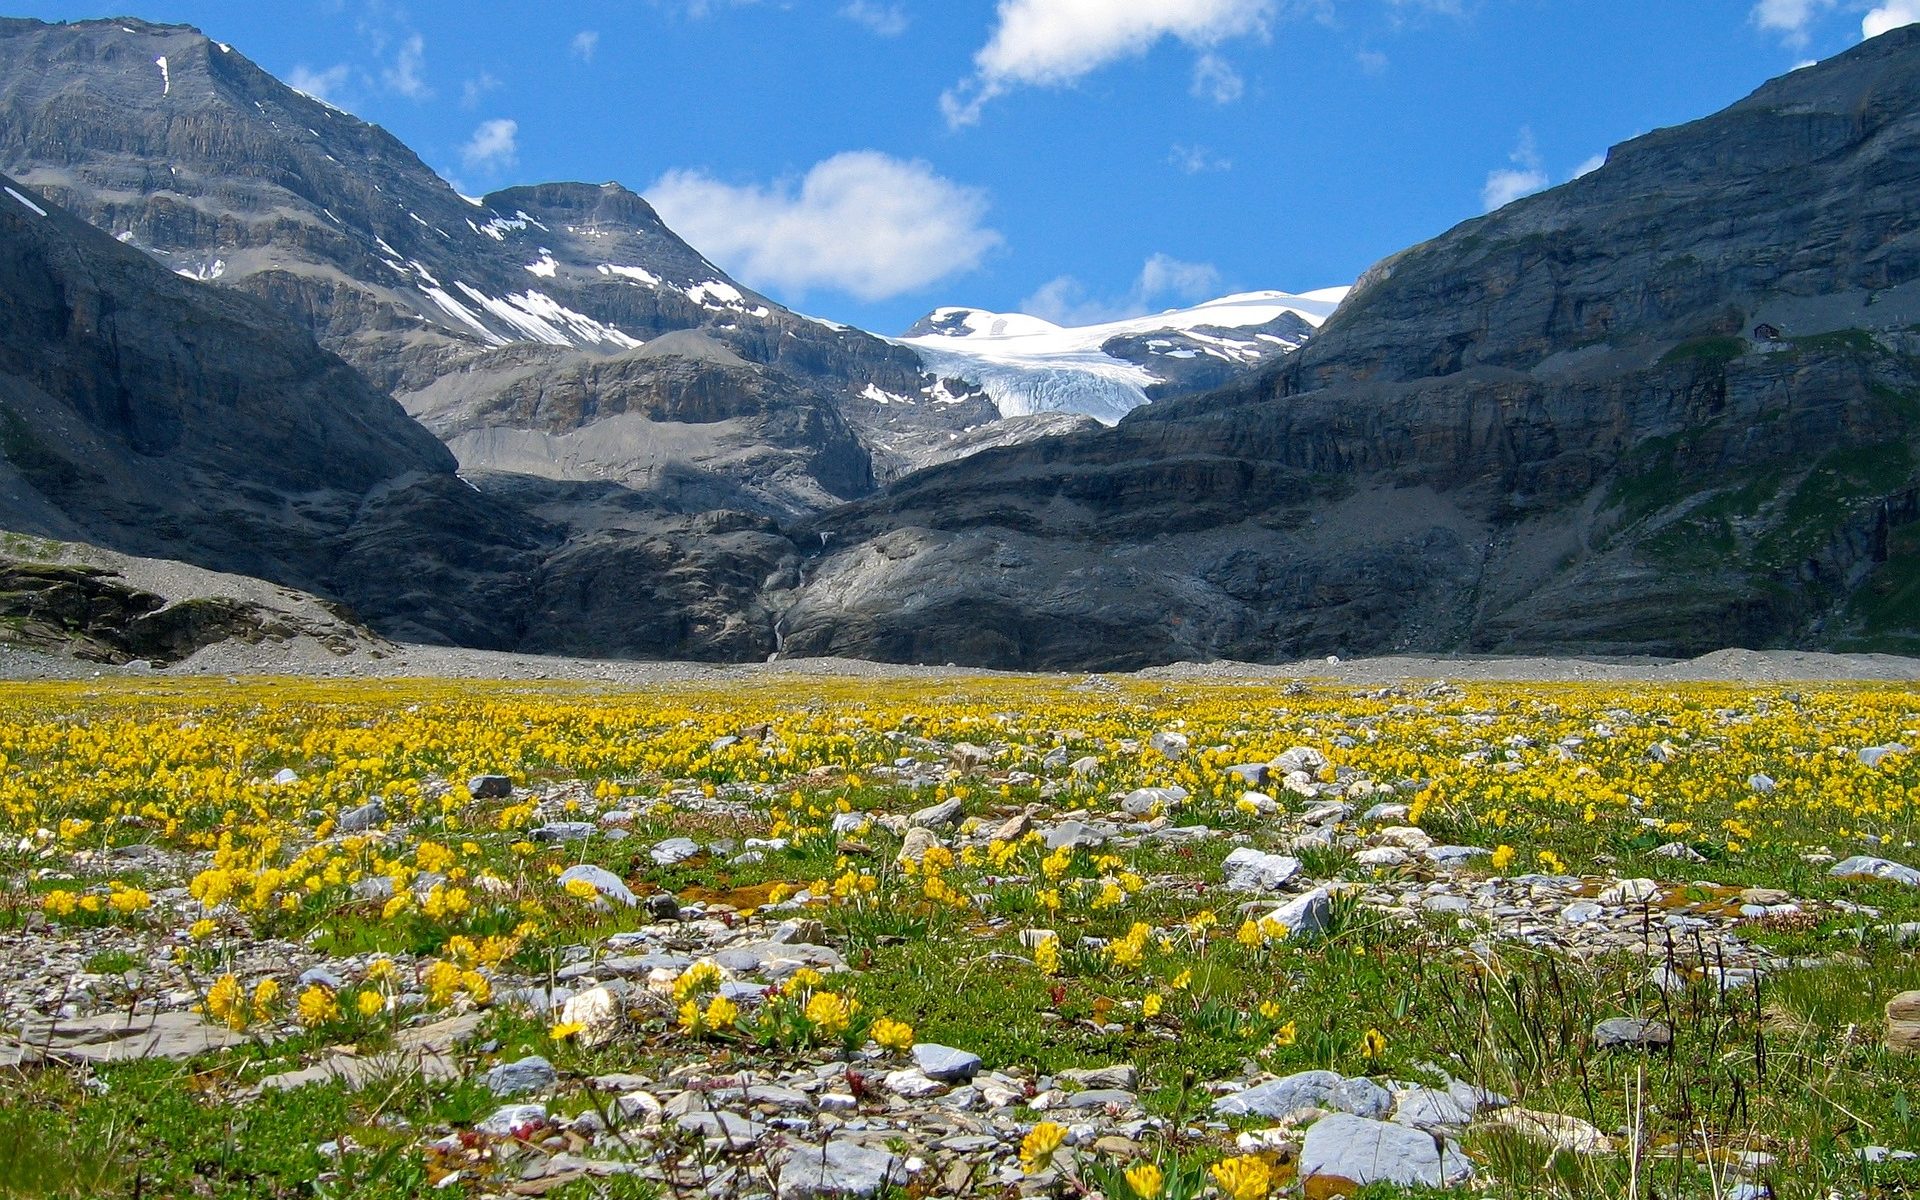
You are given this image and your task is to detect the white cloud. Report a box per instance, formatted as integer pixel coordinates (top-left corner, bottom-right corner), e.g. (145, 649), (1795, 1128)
(1482, 127), (1548, 212)
(840, 0), (908, 35)
(461, 118), (519, 173)
(646, 152), (1002, 302)
(382, 32), (430, 98)
(1190, 52), (1246, 103)
(1752, 0), (1835, 43)
(289, 63), (351, 103)
(1865, 1), (1920, 36)
(571, 30), (601, 61)
(1355, 49), (1389, 74)
(1169, 143), (1233, 173)
(1023, 254), (1225, 326)
(461, 72), (500, 109)
(942, 0), (1276, 127)
(1571, 153), (1607, 179)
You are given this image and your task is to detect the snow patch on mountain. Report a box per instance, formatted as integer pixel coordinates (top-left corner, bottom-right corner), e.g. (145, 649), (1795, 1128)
(900, 288), (1349, 425)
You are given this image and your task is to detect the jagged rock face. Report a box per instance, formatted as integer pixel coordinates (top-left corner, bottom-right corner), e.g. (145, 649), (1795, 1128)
(404, 334), (876, 520)
(0, 169), (439, 568)
(777, 31), (1920, 668)
(0, 17), (1000, 485)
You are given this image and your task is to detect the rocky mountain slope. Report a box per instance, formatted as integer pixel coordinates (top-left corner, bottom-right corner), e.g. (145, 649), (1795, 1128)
(901, 289), (1346, 425)
(772, 31), (1920, 668)
(0, 168), (550, 648)
(0, 16), (1011, 489)
(0, 170), (817, 660)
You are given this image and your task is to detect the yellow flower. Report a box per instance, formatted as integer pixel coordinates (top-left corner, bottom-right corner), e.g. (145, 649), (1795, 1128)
(871, 1017), (915, 1052)
(422, 960), (462, 1007)
(188, 917), (218, 941)
(1034, 935), (1061, 976)
(1020, 1121), (1068, 1173)
(459, 969), (491, 1006)
(1257, 1000), (1280, 1020)
(297, 985), (341, 1028)
(805, 991), (854, 1036)
(1170, 969), (1192, 991)
(549, 1020), (586, 1042)
(705, 995), (740, 1030)
(677, 1000), (703, 1034)
(251, 978), (281, 1021)
(674, 960), (724, 1001)
(1270, 1021), (1298, 1048)
(782, 967), (825, 996)
(1236, 920), (1266, 948)
(1490, 844), (1516, 872)
(1125, 1162), (1164, 1199)
(1142, 992), (1164, 1019)
(1210, 1155), (1271, 1200)
(205, 973), (247, 1030)
(1360, 1027), (1387, 1059)
(563, 877), (600, 901)
(41, 890), (78, 918)
(356, 990), (385, 1018)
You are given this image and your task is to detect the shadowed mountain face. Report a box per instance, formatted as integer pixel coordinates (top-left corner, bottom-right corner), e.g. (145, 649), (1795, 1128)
(772, 32), (1920, 668)
(0, 16), (1008, 489)
(0, 171), (808, 660)
(0, 166), (543, 647)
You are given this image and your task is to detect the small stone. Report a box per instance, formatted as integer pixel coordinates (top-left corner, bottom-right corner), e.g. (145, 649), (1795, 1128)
(1220, 848), (1302, 893)
(1301, 1113), (1474, 1187)
(271, 768), (299, 786)
(1262, 887), (1333, 937)
(1393, 1088), (1474, 1131)
(559, 986), (622, 1048)
(1059, 1064), (1137, 1091)
(468, 774), (513, 799)
(1651, 841), (1707, 863)
(1274, 747), (1328, 775)
(1861, 744), (1910, 768)
(676, 1111), (766, 1144)
(1226, 763), (1271, 787)
(1425, 845), (1491, 869)
(1599, 878), (1660, 905)
(486, 1055), (557, 1097)
(1593, 1017), (1673, 1050)
(897, 827), (941, 865)
(1886, 992), (1920, 1054)
(912, 1043), (981, 1082)
(1214, 1070), (1342, 1118)
(557, 864), (637, 908)
(477, 1103), (548, 1136)
(883, 1068), (946, 1098)
(1560, 901), (1604, 925)
(531, 822), (595, 844)
(949, 743), (995, 770)
(777, 1139), (913, 1198)
(336, 799), (386, 833)
(1148, 731), (1190, 759)
(650, 837), (701, 865)
(910, 798), (964, 829)
(1483, 1106), (1612, 1154)
(1831, 856), (1920, 887)
(1354, 847), (1410, 868)
(645, 893), (681, 920)
(1044, 820), (1106, 851)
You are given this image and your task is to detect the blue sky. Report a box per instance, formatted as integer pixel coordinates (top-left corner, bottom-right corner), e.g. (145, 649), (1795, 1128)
(13, 1), (1917, 333)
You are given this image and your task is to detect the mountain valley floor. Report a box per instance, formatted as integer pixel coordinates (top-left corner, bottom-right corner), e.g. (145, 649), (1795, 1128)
(3, 662), (1920, 1198)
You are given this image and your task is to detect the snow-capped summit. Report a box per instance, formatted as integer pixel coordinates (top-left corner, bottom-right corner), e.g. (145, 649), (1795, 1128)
(899, 288), (1350, 425)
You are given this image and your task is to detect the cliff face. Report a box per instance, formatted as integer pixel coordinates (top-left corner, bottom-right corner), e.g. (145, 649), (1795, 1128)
(772, 32), (1920, 668)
